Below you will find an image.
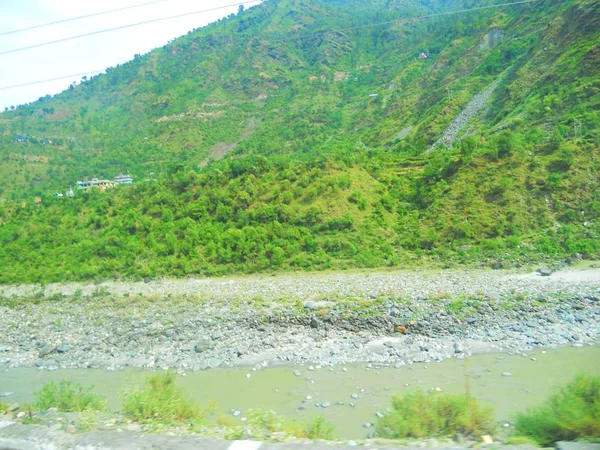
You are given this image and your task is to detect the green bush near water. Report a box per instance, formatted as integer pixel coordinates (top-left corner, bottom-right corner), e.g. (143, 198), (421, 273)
(121, 371), (204, 421)
(515, 375), (600, 446)
(33, 380), (107, 412)
(244, 409), (335, 440)
(375, 390), (495, 439)
(304, 416), (335, 440)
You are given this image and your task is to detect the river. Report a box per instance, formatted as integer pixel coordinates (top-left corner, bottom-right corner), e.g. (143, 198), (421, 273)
(1, 345), (598, 439)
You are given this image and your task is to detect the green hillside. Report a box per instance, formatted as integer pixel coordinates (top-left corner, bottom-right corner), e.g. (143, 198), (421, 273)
(0, 0), (598, 283)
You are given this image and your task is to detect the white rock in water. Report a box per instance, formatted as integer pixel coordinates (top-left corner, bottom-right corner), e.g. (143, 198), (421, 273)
(502, 372), (512, 377)
(245, 373), (251, 379)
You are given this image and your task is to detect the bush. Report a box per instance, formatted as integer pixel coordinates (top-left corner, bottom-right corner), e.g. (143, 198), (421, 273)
(244, 409), (334, 440)
(514, 375), (600, 446)
(33, 380), (107, 412)
(121, 371), (202, 421)
(305, 416), (335, 440)
(376, 390), (495, 439)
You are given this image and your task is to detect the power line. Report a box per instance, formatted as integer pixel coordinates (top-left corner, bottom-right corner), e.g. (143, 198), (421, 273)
(0, 0), (540, 92)
(0, 0), (168, 37)
(0, 70), (105, 92)
(0, 1), (262, 56)
(273, 0), (539, 42)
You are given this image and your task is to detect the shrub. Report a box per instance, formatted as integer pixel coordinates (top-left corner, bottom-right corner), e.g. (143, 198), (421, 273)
(33, 380), (107, 412)
(121, 371), (201, 421)
(243, 409), (334, 440)
(304, 416), (335, 440)
(376, 390), (495, 439)
(514, 375), (600, 446)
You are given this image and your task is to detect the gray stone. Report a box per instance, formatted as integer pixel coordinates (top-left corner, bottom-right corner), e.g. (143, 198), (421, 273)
(194, 339), (212, 353)
(232, 410), (241, 417)
(538, 268), (553, 277)
(453, 343), (463, 354)
(502, 372), (512, 377)
(211, 332), (222, 341)
(351, 393), (359, 399)
(375, 412), (385, 418)
(0, 393), (13, 398)
(57, 344), (70, 353)
(310, 317), (320, 329)
(38, 345), (57, 358)
(7, 403), (19, 413)
(293, 370), (301, 377)
(321, 401), (332, 408)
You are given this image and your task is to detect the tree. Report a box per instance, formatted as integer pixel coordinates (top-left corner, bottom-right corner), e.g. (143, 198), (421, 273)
(238, 4), (245, 14)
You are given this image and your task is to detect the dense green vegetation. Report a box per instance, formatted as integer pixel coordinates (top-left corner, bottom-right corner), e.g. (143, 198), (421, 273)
(33, 380), (107, 413)
(515, 375), (600, 446)
(0, 0), (598, 282)
(375, 390), (495, 439)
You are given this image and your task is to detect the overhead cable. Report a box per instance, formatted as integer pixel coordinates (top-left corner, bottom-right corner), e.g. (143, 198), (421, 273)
(0, 0), (168, 37)
(0, 0), (262, 56)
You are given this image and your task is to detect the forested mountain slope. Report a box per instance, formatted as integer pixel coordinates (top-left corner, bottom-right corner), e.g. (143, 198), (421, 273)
(0, 0), (598, 283)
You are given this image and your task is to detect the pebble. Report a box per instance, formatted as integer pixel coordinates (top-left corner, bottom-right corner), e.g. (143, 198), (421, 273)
(351, 393), (359, 399)
(0, 268), (598, 372)
(502, 372), (512, 377)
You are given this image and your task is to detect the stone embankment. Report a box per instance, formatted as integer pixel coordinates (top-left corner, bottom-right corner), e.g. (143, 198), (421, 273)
(0, 267), (598, 372)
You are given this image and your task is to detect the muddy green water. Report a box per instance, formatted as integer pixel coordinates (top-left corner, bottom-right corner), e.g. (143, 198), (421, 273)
(2, 346), (599, 439)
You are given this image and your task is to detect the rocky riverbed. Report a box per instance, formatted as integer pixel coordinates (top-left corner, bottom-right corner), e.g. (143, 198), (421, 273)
(0, 267), (598, 372)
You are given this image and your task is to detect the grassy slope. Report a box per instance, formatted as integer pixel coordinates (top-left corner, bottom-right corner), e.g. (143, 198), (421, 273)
(0, 0), (598, 282)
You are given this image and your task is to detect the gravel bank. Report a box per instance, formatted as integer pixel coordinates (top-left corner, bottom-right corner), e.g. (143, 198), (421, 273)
(0, 267), (598, 372)
(428, 79), (501, 152)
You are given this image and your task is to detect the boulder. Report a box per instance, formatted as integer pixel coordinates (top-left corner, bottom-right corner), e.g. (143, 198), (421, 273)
(193, 340), (211, 353)
(39, 345), (57, 358)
